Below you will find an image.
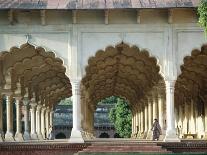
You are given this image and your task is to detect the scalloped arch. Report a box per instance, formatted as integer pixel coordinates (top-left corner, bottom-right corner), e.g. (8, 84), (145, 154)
(81, 42), (164, 110)
(175, 44), (207, 107)
(0, 43), (71, 106)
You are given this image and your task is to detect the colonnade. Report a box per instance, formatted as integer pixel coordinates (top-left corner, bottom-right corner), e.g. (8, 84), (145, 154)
(130, 81), (179, 141)
(131, 92), (166, 140)
(175, 99), (207, 139)
(0, 80), (182, 142)
(0, 94), (54, 142)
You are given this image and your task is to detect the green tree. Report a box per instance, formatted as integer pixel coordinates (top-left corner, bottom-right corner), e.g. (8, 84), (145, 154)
(109, 98), (132, 138)
(58, 97), (72, 105)
(98, 96), (117, 105)
(198, 0), (207, 36)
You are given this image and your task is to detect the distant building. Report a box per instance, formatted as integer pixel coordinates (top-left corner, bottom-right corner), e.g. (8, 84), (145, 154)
(53, 104), (118, 139)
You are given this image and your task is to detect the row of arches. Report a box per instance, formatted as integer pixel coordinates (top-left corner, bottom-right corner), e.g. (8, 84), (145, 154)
(0, 42), (207, 142)
(0, 43), (71, 141)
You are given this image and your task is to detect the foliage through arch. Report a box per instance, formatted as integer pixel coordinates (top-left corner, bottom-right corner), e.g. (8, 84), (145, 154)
(109, 98), (132, 138)
(198, 0), (207, 36)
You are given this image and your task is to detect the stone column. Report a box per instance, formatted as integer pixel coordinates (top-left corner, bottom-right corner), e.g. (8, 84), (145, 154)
(158, 94), (166, 140)
(131, 114), (135, 136)
(183, 102), (188, 134)
(153, 95), (158, 120)
(189, 100), (195, 134)
(36, 104), (43, 140)
(178, 104), (183, 138)
(144, 104), (148, 139)
(5, 94), (14, 141)
(49, 110), (54, 127)
(204, 104), (207, 139)
(41, 106), (46, 139)
(0, 95), (4, 141)
(138, 110), (141, 137)
(23, 99), (30, 140)
(147, 98), (152, 139)
(14, 97), (24, 141)
(140, 108), (144, 135)
(69, 80), (84, 143)
(30, 102), (38, 140)
(164, 80), (180, 142)
(135, 111), (138, 134)
(45, 107), (50, 139)
(158, 95), (164, 129)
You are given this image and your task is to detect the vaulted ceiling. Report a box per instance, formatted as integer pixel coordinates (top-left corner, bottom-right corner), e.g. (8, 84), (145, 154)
(175, 44), (207, 107)
(81, 43), (164, 110)
(0, 43), (71, 107)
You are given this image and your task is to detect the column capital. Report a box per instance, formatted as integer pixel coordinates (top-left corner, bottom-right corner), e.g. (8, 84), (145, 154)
(30, 103), (37, 113)
(23, 98), (30, 106)
(36, 104), (42, 111)
(46, 107), (50, 112)
(15, 98), (22, 106)
(41, 105), (46, 111)
(1, 90), (13, 96)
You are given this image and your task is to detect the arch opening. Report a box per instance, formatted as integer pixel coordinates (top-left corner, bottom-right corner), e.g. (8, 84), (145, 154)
(81, 42), (166, 139)
(0, 43), (72, 141)
(175, 44), (207, 139)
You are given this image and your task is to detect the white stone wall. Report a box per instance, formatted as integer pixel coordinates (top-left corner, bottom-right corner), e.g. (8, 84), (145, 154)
(0, 9), (205, 81)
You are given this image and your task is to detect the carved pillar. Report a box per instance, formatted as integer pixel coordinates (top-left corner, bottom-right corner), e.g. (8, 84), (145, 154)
(147, 98), (152, 139)
(205, 104), (207, 139)
(30, 102), (38, 140)
(189, 100), (195, 134)
(140, 109), (144, 135)
(183, 102), (188, 134)
(36, 104), (43, 140)
(14, 97), (24, 141)
(131, 113), (135, 135)
(5, 94), (14, 141)
(23, 99), (30, 140)
(69, 80), (84, 143)
(41, 106), (46, 139)
(164, 80), (180, 142)
(158, 95), (164, 129)
(178, 104), (183, 138)
(152, 94), (158, 120)
(138, 110), (141, 137)
(45, 107), (50, 139)
(135, 111), (138, 134)
(144, 104), (148, 138)
(49, 110), (53, 127)
(0, 95), (4, 141)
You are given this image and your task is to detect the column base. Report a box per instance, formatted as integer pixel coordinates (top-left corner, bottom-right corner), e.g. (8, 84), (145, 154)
(37, 133), (44, 140)
(163, 129), (180, 142)
(23, 131), (31, 140)
(31, 133), (38, 140)
(143, 131), (148, 139)
(69, 129), (84, 143)
(159, 130), (166, 141)
(0, 131), (4, 142)
(5, 131), (14, 141)
(15, 132), (24, 141)
(146, 130), (152, 140)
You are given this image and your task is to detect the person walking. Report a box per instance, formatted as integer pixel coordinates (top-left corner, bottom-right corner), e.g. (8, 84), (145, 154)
(151, 119), (162, 141)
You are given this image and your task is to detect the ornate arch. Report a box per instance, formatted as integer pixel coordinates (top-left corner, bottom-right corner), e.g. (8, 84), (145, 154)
(81, 42), (164, 110)
(175, 44), (207, 107)
(0, 43), (71, 107)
